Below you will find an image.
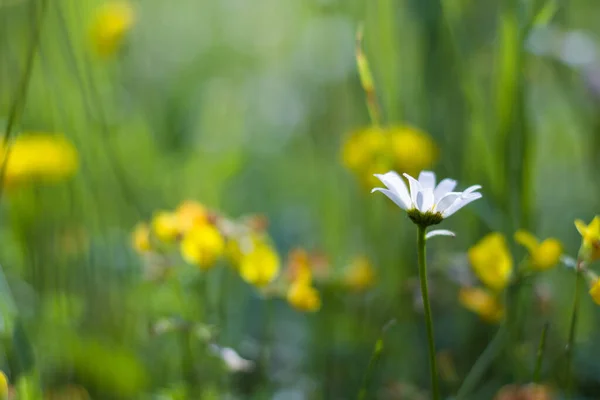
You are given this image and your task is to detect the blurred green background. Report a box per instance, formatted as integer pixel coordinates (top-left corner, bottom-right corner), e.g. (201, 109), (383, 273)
(1, 0), (600, 398)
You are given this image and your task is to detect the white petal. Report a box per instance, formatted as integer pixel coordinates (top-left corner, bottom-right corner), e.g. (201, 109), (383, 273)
(371, 188), (409, 210)
(373, 172), (411, 208)
(441, 192), (482, 218)
(462, 185), (482, 195)
(403, 173), (422, 208)
(426, 229), (456, 240)
(433, 179), (457, 202)
(417, 188), (435, 212)
(418, 171), (436, 190)
(433, 192), (461, 213)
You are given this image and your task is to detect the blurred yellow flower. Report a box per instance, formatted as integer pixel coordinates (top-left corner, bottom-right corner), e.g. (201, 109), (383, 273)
(151, 211), (180, 242)
(341, 125), (437, 187)
(459, 287), (504, 323)
(341, 127), (387, 172)
(344, 256), (375, 292)
(589, 279), (600, 305)
(131, 223), (151, 253)
(287, 280), (321, 312)
(180, 223), (225, 269)
(0, 371), (7, 400)
(389, 125), (438, 177)
(89, 1), (134, 58)
(239, 238), (280, 287)
(286, 248), (312, 283)
(468, 233), (513, 291)
(1, 133), (78, 185)
(175, 200), (208, 234)
(514, 230), (562, 271)
(575, 216), (600, 263)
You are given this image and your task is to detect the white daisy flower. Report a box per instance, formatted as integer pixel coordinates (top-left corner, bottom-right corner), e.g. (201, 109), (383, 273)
(371, 170), (482, 226)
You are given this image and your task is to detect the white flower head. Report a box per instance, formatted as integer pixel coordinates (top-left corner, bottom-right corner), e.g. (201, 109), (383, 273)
(371, 170), (482, 226)
(210, 344), (255, 372)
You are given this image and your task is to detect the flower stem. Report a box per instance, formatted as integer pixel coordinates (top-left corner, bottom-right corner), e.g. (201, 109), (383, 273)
(417, 225), (440, 400)
(533, 322), (549, 383)
(455, 326), (507, 399)
(565, 269), (582, 395)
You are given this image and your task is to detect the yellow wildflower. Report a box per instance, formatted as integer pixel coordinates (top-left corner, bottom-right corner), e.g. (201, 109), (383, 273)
(239, 239), (280, 287)
(89, 1), (134, 58)
(151, 211), (180, 242)
(459, 287), (504, 323)
(468, 233), (513, 291)
(514, 230), (562, 271)
(180, 223), (225, 269)
(589, 279), (600, 305)
(175, 200), (208, 234)
(389, 125), (438, 177)
(341, 127), (387, 172)
(344, 256), (375, 292)
(1, 133), (78, 185)
(341, 125), (437, 187)
(0, 371), (7, 400)
(287, 280), (321, 312)
(575, 216), (600, 263)
(131, 223), (151, 253)
(286, 248), (312, 283)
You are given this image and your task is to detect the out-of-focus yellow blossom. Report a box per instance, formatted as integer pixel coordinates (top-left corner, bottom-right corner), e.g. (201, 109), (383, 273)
(239, 238), (280, 287)
(151, 211), (180, 242)
(514, 230), (562, 271)
(459, 287), (504, 323)
(1, 133), (78, 186)
(89, 1), (134, 58)
(589, 279), (600, 305)
(286, 248), (312, 282)
(575, 216), (600, 263)
(131, 223), (151, 253)
(344, 256), (375, 292)
(180, 223), (225, 269)
(389, 125), (438, 177)
(341, 125), (437, 187)
(341, 127), (387, 172)
(174, 200), (208, 234)
(494, 383), (553, 400)
(468, 233), (513, 291)
(0, 371), (7, 400)
(287, 280), (321, 312)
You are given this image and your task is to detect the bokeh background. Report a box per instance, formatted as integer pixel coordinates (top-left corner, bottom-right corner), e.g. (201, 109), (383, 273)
(1, 0), (600, 398)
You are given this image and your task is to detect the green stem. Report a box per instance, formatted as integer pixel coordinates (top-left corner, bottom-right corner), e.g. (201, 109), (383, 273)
(357, 320), (396, 400)
(533, 322), (549, 383)
(565, 270), (582, 395)
(417, 225), (440, 400)
(456, 326), (508, 399)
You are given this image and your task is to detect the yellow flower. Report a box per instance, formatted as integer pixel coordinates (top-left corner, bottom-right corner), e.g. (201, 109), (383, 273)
(131, 223), (151, 253)
(589, 279), (600, 305)
(468, 233), (513, 291)
(89, 1), (134, 58)
(0, 371), (7, 400)
(287, 280), (321, 312)
(151, 211), (180, 242)
(459, 287), (504, 323)
(1, 133), (78, 185)
(514, 230), (562, 271)
(341, 127), (387, 172)
(239, 239), (280, 287)
(180, 223), (225, 269)
(389, 125), (438, 177)
(175, 200), (208, 234)
(344, 256), (375, 292)
(575, 216), (600, 263)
